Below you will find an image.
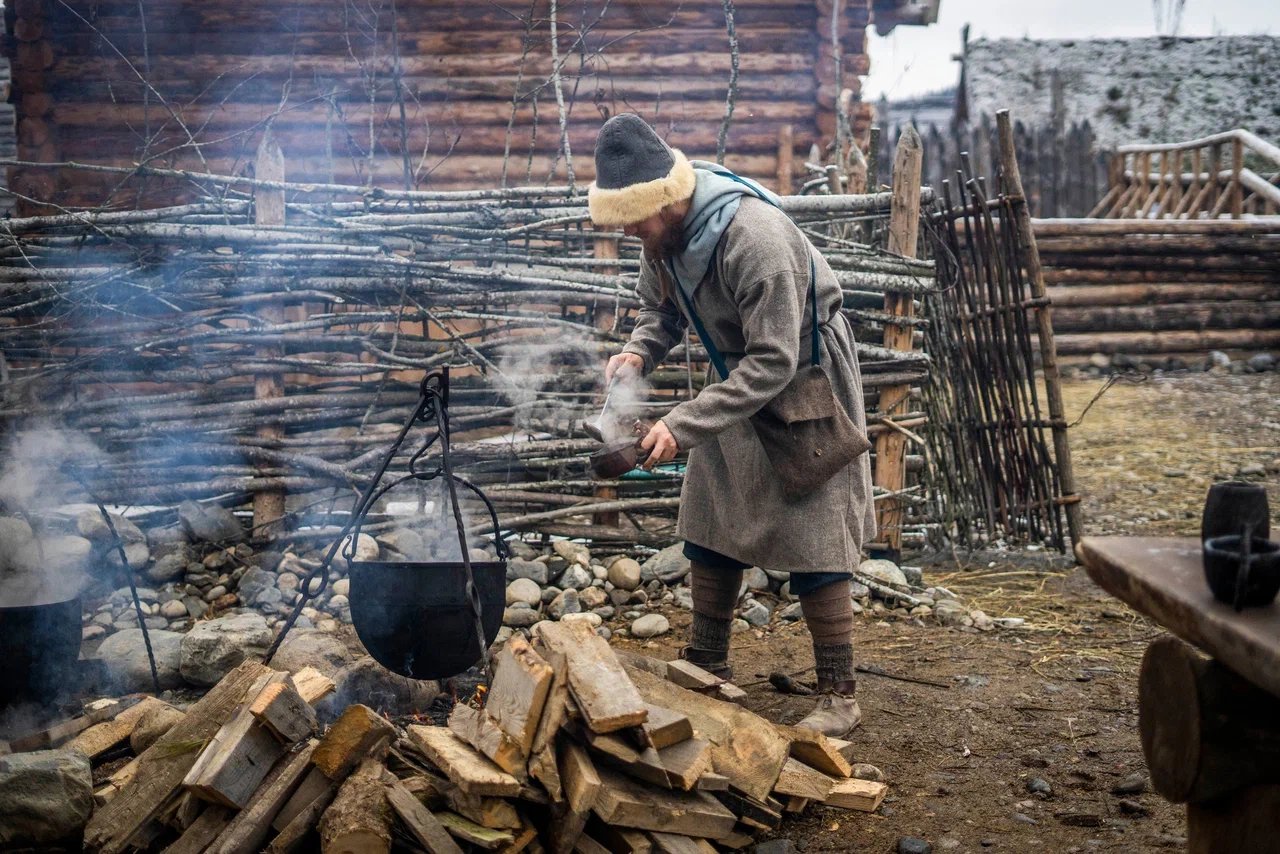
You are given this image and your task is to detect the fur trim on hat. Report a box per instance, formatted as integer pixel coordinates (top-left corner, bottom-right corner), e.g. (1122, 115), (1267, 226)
(588, 149), (696, 226)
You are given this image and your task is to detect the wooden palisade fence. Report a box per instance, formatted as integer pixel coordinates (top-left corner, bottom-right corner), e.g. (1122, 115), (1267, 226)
(0, 136), (936, 553)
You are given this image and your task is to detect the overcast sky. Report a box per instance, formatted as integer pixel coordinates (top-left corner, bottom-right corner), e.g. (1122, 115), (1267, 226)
(864, 0), (1280, 101)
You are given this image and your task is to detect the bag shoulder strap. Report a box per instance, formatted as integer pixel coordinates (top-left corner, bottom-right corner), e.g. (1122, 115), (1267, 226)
(666, 242), (819, 382)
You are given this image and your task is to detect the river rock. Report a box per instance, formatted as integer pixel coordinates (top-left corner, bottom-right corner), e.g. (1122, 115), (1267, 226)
(578, 586), (608, 609)
(178, 500), (244, 543)
(378, 528), (426, 559)
(552, 540), (591, 567)
(673, 586), (694, 610)
(858, 558), (909, 590)
(560, 565), (594, 591)
(740, 599), (771, 627)
(630, 614), (670, 638)
(743, 566), (771, 591)
(503, 605), (541, 628)
(547, 588), (582, 620)
(76, 510), (145, 545)
(506, 578), (542, 607)
(0, 750), (93, 847)
(507, 558), (549, 586)
(159, 599), (187, 619)
(236, 567), (276, 603)
(778, 602), (804, 621)
(92, 628), (184, 692)
(145, 551), (189, 584)
(606, 558), (642, 591)
(561, 612), (603, 629)
(340, 533), (380, 563)
(270, 628), (352, 676)
(179, 612), (271, 686)
(641, 543), (691, 585)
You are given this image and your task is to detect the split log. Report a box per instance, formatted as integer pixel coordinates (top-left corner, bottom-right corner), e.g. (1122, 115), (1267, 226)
(549, 738), (602, 854)
(534, 621), (648, 734)
(385, 781), (465, 854)
(312, 704), (396, 780)
(206, 740), (318, 854)
(436, 812), (517, 849)
(317, 758), (395, 854)
(132, 704), (188, 755)
(184, 672), (292, 808)
(527, 649), (571, 802)
(289, 667), (336, 705)
(622, 663), (789, 804)
(641, 705), (694, 751)
(776, 725), (853, 778)
(66, 696), (170, 760)
(160, 805), (233, 854)
(823, 777), (888, 812)
(448, 704), (526, 778)
(590, 765), (738, 840)
(84, 661), (275, 854)
(485, 636), (554, 754)
(772, 757), (837, 801)
(407, 726), (523, 797)
(10, 698), (141, 753)
(250, 682), (319, 744)
(657, 738), (712, 791)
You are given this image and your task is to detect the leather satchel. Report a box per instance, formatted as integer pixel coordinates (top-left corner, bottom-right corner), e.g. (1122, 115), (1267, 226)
(668, 254), (871, 499)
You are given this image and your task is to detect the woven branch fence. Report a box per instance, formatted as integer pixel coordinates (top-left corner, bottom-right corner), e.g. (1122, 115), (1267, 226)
(0, 144), (939, 552)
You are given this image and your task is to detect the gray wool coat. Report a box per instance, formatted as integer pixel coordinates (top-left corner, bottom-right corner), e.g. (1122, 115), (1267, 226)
(621, 197), (876, 574)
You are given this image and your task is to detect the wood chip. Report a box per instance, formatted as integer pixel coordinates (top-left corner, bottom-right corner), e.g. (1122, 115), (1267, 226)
(823, 777), (888, 812)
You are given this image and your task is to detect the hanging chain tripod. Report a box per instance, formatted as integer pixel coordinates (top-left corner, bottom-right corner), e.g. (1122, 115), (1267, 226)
(265, 367), (506, 678)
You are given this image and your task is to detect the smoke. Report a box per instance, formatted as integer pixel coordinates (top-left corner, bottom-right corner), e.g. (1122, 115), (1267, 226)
(597, 369), (653, 444)
(0, 423), (105, 607)
(492, 338), (604, 432)
(378, 479), (493, 563)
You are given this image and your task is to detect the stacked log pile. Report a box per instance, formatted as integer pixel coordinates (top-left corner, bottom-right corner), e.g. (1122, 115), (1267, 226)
(0, 177), (935, 545)
(45, 624), (886, 852)
(1032, 218), (1280, 362)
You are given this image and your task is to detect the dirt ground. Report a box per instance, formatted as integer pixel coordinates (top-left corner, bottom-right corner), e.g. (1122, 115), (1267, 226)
(613, 370), (1280, 853)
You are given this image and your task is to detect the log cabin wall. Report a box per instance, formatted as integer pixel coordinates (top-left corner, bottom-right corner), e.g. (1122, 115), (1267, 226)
(6, 0), (874, 213)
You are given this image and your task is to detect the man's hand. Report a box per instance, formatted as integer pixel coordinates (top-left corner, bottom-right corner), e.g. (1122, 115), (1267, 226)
(605, 352), (645, 384)
(639, 419), (678, 469)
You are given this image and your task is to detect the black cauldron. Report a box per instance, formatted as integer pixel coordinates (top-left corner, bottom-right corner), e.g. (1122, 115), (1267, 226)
(347, 558), (505, 680)
(0, 596), (82, 713)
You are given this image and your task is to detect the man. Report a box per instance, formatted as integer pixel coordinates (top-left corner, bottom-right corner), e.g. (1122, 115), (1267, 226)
(587, 114), (876, 737)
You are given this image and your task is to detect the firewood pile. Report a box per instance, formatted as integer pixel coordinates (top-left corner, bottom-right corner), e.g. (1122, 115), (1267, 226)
(63, 619), (884, 853)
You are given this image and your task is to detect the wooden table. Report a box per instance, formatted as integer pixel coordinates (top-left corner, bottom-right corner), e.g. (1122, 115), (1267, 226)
(1078, 536), (1280, 854)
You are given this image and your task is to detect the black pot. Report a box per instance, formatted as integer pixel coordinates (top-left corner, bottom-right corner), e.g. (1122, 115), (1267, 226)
(0, 596), (83, 713)
(1202, 481), (1271, 542)
(347, 560), (506, 680)
(1203, 535), (1280, 610)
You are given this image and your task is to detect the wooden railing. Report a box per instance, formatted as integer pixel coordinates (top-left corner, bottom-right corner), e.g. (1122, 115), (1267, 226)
(1090, 129), (1280, 219)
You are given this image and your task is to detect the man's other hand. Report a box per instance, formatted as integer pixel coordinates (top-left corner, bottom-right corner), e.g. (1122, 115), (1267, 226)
(640, 419), (678, 469)
(605, 352), (644, 384)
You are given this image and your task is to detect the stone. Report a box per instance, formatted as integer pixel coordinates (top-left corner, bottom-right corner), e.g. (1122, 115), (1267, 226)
(971, 610), (996, 632)
(592, 565), (608, 581)
(236, 567), (276, 602)
(1026, 777), (1052, 796)
(182, 596), (208, 620)
(672, 586), (694, 610)
(270, 628), (352, 676)
(507, 558), (549, 586)
(81, 625), (107, 642)
(560, 565), (594, 591)
(506, 578), (543, 607)
(935, 599), (967, 627)
(740, 599), (771, 627)
(900, 565), (923, 588)
(1208, 350), (1232, 369)
(778, 602), (804, 621)
(76, 510), (145, 545)
(1087, 352), (1110, 370)
(104, 541), (151, 572)
(1112, 773), (1148, 796)
(606, 558), (643, 591)
(341, 533), (380, 563)
(578, 586), (608, 609)
(552, 540), (591, 567)
(503, 605), (541, 628)
(1117, 798), (1150, 816)
(178, 500), (244, 543)
(630, 614), (670, 638)
(541, 586), (562, 605)
(730, 618), (750, 634)
(547, 588), (582, 620)
(204, 585), (228, 602)
(253, 586), (284, 608)
(858, 558), (909, 590)
(1236, 462), (1266, 478)
(753, 841), (796, 854)
(853, 763), (885, 782)
(506, 540), (538, 560)
(378, 528), (425, 559)
(0, 749), (93, 847)
(179, 612), (271, 686)
(328, 594), (349, 610)
(159, 599), (187, 619)
(743, 566), (771, 591)
(318, 656), (440, 722)
(330, 578), (350, 597)
(896, 838), (932, 854)
(92, 628), (184, 692)
(145, 550), (189, 584)
(561, 612), (603, 629)
(1247, 352), (1276, 373)
(640, 543), (691, 585)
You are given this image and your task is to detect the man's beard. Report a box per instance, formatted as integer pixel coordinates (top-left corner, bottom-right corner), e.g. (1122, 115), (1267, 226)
(644, 219), (687, 263)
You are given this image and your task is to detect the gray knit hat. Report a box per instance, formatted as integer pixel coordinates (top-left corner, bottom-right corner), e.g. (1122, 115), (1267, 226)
(588, 114), (696, 226)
